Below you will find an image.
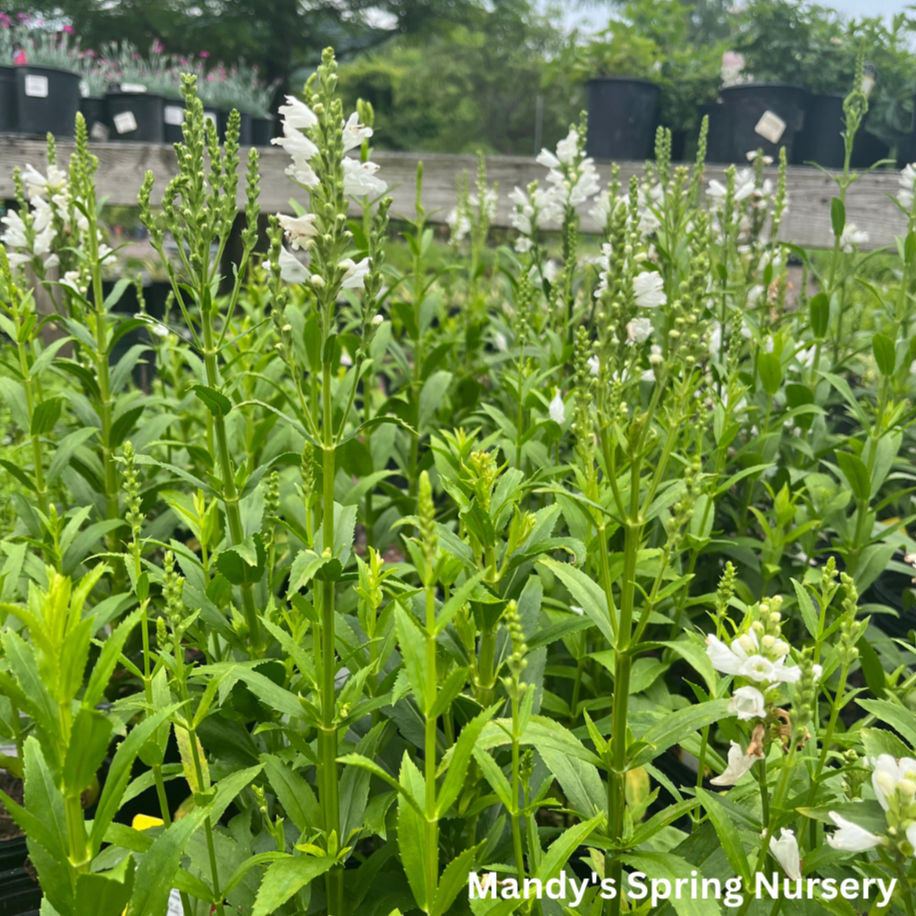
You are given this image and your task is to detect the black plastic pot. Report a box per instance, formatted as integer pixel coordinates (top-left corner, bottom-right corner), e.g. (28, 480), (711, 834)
(699, 101), (730, 163)
(14, 66), (80, 137)
(251, 115), (274, 147)
(718, 82), (808, 163)
(0, 66), (16, 133)
(79, 96), (109, 142)
(585, 77), (660, 161)
(105, 92), (164, 142)
(798, 93), (891, 169)
(161, 97), (185, 143)
(0, 867), (41, 914)
(0, 837), (27, 873)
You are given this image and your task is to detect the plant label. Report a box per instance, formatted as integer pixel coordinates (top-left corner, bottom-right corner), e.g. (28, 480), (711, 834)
(205, 111), (217, 126)
(113, 111), (138, 135)
(165, 105), (185, 126)
(754, 110), (786, 145)
(90, 121), (110, 141)
(24, 75), (48, 99)
(167, 889), (184, 915)
(121, 83), (148, 94)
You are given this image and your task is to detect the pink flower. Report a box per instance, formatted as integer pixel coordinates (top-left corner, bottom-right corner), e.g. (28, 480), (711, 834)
(152, 40), (164, 53)
(199, 51), (210, 58)
(62, 24), (75, 34)
(13, 50), (27, 65)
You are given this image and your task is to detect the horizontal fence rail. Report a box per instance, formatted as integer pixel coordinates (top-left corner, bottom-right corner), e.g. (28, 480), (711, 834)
(0, 139), (905, 249)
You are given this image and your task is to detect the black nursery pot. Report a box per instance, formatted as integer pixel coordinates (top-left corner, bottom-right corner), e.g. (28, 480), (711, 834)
(718, 82), (808, 163)
(251, 115), (274, 146)
(585, 77), (660, 161)
(798, 93), (890, 169)
(0, 66), (17, 133)
(162, 98), (185, 143)
(14, 66), (80, 137)
(79, 96), (109, 141)
(105, 92), (164, 142)
(0, 866), (41, 913)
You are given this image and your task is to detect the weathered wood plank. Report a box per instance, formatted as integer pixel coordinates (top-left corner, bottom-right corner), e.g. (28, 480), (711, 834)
(0, 138), (905, 250)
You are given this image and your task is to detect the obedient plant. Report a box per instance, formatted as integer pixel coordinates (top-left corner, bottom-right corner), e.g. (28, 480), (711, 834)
(4, 44), (916, 916)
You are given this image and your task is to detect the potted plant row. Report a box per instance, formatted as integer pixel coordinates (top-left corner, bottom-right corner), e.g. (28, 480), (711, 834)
(0, 18), (81, 138)
(571, 0), (911, 169)
(78, 44), (276, 145)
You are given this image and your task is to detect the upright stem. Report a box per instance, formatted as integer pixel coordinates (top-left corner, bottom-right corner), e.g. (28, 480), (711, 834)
(424, 583), (439, 908)
(320, 341), (343, 915)
(200, 308), (263, 652)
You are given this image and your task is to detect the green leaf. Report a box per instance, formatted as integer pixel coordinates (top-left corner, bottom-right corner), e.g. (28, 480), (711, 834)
(251, 855), (335, 916)
(75, 854), (135, 916)
(216, 534), (266, 585)
(0, 458), (37, 493)
(835, 451), (871, 502)
(30, 397), (62, 435)
(791, 579), (820, 639)
(192, 383), (232, 417)
(537, 558), (613, 646)
(395, 603), (430, 714)
(831, 197), (845, 241)
(432, 847), (478, 916)
(857, 699), (916, 747)
(84, 608), (142, 710)
(872, 333), (896, 376)
(809, 292), (830, 338)
(620, 852), (724, 916)
(696, 788), (752, 884)
(419, 370), (452, 430)
(437, 704), (499, 816)
(435, 571), (487, 634)
(534, 812), (604, 882)
(63, 707), (112, 797)
(110, 405), (145, 448)
(631, 699), (732, 767)
(398, 753), (431, 911)
(758, 352), (782, 396)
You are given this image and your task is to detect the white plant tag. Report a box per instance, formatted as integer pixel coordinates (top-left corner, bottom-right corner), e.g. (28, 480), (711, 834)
(862, 75), (876, 98)
(120, 82), (148, 94)
(166, 889), (184, 915)
(164, 105), (185, 126)
(90, 121), (110, 141)
(0, 743), (18, 758)
(754, 110), (786, 144)
(24, 74), (48, 98)
(204, 111), (217, 126)
(113, 111), (138, 134)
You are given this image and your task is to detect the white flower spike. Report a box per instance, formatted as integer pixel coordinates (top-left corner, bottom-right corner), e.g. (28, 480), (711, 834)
(826, 812), (883, 852)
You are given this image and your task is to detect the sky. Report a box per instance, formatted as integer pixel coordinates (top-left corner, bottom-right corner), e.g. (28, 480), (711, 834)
(552, 0), (914, 31)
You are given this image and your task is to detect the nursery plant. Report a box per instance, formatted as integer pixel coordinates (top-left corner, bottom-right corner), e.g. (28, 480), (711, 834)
(2, 44), (916, 916)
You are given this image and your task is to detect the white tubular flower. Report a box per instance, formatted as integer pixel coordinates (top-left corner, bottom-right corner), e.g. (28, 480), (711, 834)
(587, 355), (600, 376)
(277, 213), (318, 251)
(741, 655), (776, 683)
(871, 755), (916, 811)
(536, 148), (561, 170)
(729, 685), (767, 721)
(339, 257), (371, 290)
(494, 332), (508, 352)
(549, 392), (565, 424)
(908, 822), (916, 850)
(589, 190), (612, 228)
(836, 223), (869, 253)
(22, 163), (67, 199)
(633, 271), (666, 309)
(710, 741), (764, 786)
(795, 346), (816, 370)
(285, 155), (319, 189)
(1, 210), (28, 248)
(826, 813), (884, 852)
(706, 633), (749, 676)
(514, 236), (532, 254)
(279, 246), (309, 284)
(770, 829), (801, 880)
(271, 122), (319, 162)
(278, 95), (318, 131)
(447, 207), (471, 243)
(709, 321), (722, 357)
(898, 163), (916, 211)
(555, 128), (579, 164)
(570, 605), (584, 616)
(627, 317), (653, 344)
(342, 112), (373, 153)
(342, 157), (387, 197)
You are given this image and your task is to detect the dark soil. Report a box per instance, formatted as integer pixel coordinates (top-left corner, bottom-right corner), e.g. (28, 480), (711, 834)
(0, 769), (24, 840)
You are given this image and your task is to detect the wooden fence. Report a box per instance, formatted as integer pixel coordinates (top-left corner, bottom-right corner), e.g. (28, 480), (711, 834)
(0, 138), (906, 250)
